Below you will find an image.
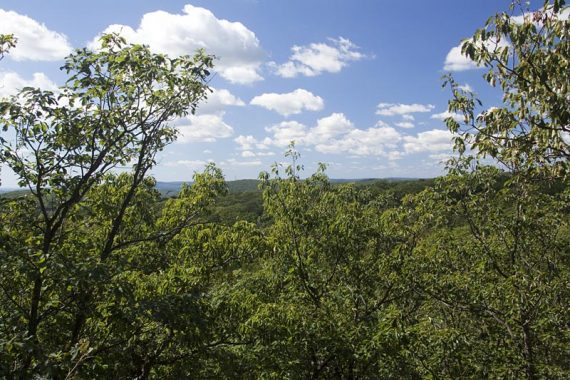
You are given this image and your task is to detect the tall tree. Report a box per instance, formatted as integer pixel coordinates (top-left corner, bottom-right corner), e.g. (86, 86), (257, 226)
(0, 34), (215, 377)
(398, 163), (569, 378)
(0, 33), (16, 186)
(444, 0), (569, 178)
(404, 1), (570, 377)
(218, 152), (416, 378)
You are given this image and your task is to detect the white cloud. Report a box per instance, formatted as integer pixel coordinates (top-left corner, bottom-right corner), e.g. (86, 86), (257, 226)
(250, 88), (324, 116)
(234, 135), (257, 150)
(176, 87), (242, 143)
(164, 87), (243, 145)
(376, 103), (435, 116)
(387, 151), (404, 161)
(0, 72), (58, 98)
(314, 126), (401, 156)
(263, 113), (401, 157)
(222, 158), (262, 167)
(458, 83), (473, 92)
(444, 39), (509, 72)
(90, 4), (265, 84)
(255, 114), (456, 159)
(265, 121), (309, 147)
(240, 150), (274, 158)
(234, 135), (272, 150)
(431, 111), (464, 122)
(0, 9), (72, 61)
(219, 66), (263, 85)
(310, 112), (354, 141)
(197, 88), (245, 115)
(395, 121), (414, 129)
(428, 153), (453, 162)
(402, 114), (415, 121)
(403, 129), (453, 153)
(443, 44), (478, 71)
(273, 37), (366, 78)
(263, 113), (354, 147)
(176, 113), (234, 143)
(165, 159), (210, 169)
(511, 7), (570, 25)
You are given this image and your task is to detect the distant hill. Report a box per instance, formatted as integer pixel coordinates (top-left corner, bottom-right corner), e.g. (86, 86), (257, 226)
(155, 181), (189, 197)
(156, 177), (428, 197)
(0, 189), (29, 199)
(155, 179), (261, 196)
(2, 178), (430, 199)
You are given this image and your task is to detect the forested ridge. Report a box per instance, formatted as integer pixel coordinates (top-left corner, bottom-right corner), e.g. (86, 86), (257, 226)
(0, 1), (569, 378)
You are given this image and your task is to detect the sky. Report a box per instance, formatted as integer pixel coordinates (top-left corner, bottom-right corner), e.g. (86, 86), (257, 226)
(0, 0), (544, 187)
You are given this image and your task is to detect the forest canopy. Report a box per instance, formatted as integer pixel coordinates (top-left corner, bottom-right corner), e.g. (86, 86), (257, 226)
(0, 1), (568, 378)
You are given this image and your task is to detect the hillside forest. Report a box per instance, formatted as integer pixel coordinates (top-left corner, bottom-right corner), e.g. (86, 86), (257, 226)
(0, 1), (569, 378)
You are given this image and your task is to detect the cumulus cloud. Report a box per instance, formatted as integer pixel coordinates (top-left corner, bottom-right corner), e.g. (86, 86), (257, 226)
(234, 135), (272, 150)
(511, 7), (570, 25)
(0, 72), (58, 98)
(376, 103), (435, 116)
(428, 153), (454, 162)
(240, 150), (275, 158)
(197, 88), (245, 115)
(314, 126), (401, 156)
(89, 4), (265, 84)
(273, 37), (366, 78)
(431, 111), (464, 122)
(164, 159), (210, 169)
(250, 88), (324, 116)
(458, 83), (473, 92)
(403, 129), (453, 153)
(0, 9), (73, 61)
(176, 113), (234, 143)
(222, 158), (262, 167)
(310, 112), (354, 141)
(443, 44), (478, 71)
(395, 121), (415, 129)
(444, 39), (509, 72)
(175, 88), (243, 143)
(387, 151), (404, 161)
(265, 121), (309, 147)
(263, 113), (354, 147)
(263, 112), (401, 157)
(241, 112), (455, 160)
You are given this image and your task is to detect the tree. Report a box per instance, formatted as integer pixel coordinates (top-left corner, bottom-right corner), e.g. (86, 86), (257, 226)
(0, 33), (16, 186)
(0, 34), (217, 377)
(396, 163), (569, 378)
(214, 151), (417, 378)
(402, 1), (570, 377)
(444, 0), (569, 178)
(0, 34), (16, 61)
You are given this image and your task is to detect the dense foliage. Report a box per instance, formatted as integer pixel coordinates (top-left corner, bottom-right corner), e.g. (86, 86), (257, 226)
(0, 1), (568, 378)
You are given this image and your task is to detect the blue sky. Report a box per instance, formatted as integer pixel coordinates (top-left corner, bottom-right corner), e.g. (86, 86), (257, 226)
(0, 1), (541, 186)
